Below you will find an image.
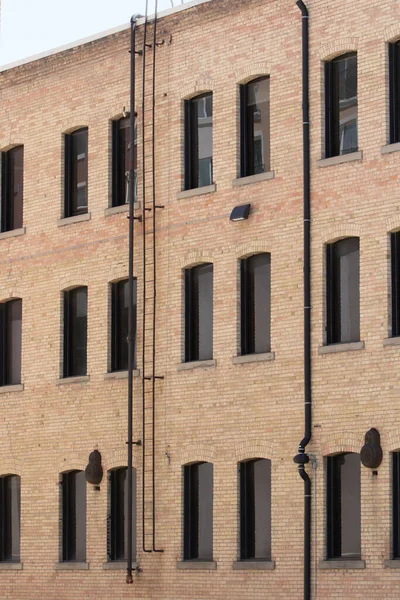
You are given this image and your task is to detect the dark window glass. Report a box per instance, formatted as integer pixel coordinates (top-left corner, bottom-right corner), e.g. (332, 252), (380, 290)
(64, 128), (88, 217)
(185, 263), (213, 362)
(0, 299), (22, 387)
(325, 53), (358, 158)
(108, 467), (136, 562)
(241, 253), (271, 355)
(112, 116), (137, 207)
(326, 237), (360, 345)
(111, 279), (136, 372)
(183, 462), (213, 561)
(61, 470), (86, 562)
(0, 475), (20, 562)
(240, 459), (271, 561)
(389, 42), (400, 144)
(63, 287), (87, 378)
(393, 452), (400, 558)
(326, 453), (361, 559)
(240, 77), (270, 177)
(0, 146), (23, 233)
(391, 231), (400, 337)
(184, 94), (213, 190)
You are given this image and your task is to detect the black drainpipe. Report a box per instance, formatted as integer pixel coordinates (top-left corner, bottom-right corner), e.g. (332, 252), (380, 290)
(293, 2), (311, 600)
(127, 13), (140, 585)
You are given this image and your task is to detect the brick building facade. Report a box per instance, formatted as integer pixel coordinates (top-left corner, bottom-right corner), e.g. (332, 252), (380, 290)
(1, 0), (400, 598)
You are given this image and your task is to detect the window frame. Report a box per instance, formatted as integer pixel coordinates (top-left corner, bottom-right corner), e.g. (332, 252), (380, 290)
(389, 42), (400, 145)
(0, 474), (20, 563)
(184, 93), (213, 191)
(111, 279), (137, 372)
(183, 462), (213, 561)
(0, 146), (24, 233)
(111, 116), (137, 207)
(391, 231), (400, 337)
(61, 470), (86, 563)
(63, 287), (88, 378)
(239, 458), (271, 561)
(240, 76), (270, 178)
(64, 128), (88, 218)
(184, 263), (213, 363)
(107, 467), (136, 562)
(393, 452), (400, 558)
(240, 253), (271, 355)
(0, 299), (22, 387)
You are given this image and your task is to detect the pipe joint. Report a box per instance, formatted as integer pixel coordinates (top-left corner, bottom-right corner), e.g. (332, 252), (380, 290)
(294, 452), (310, 465)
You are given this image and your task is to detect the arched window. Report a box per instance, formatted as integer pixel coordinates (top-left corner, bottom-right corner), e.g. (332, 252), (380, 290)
(389, 41), (400, 144)
(326, 453), (361, 559)
(63, 287), (88, 378)
(64, 127), (88, 218)
(0, 299), (22, 386)
(60, 470), (86, 562)
(110, 279), (137, 372)
(183, 462), (213, 561)
(184, 93), (213, 190)
(1, 145), (24, 232)
(107, 467), (136, 562)
(240, 253), (271, 355)
(0, 474), (20, 562)
(326, 237), (360, 344)
(240, 77), (270, 177)
(111, 115), (137, 207)
(184, 263), (213, 362)
(239, 458), (271, 561)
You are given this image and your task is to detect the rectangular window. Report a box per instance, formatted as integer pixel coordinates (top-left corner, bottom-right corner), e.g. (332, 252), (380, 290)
(184, 94), (213, 190)
(389, 42), (400, 144)
(108, 467), (136, 562)
(183, 462), (213, 561)
(393, 452), (400, 558)
(0, 299), (22, 387)
(325, 53), (358, 158)
(63, 287), (87, 378)
(240, 77), (270, 177)
(326, 453), (361, 560)
(64, 128), (88, 217)
(240, 253), (271, 355)
(240, 459), (271, 561)
(111, 279), (137, 372)
(112, 116), (137, 206)
(0, 146), (23, 233)
(61, 470), (86, 562)
(391, 231), (400, 336)
(185, 263), (213, 362)
(326, 237), (360, 344)
(0, 475), (20, 563)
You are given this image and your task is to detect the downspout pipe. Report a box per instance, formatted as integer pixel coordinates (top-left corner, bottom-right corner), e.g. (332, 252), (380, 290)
(127, 13), (140, 585)
(293, 2), (311, 600)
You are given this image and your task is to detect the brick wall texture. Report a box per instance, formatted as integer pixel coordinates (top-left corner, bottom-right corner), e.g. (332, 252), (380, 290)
(1, 0), (400, 597)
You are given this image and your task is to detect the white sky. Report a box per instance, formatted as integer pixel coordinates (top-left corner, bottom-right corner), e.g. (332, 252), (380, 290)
(0, 0), (177, 67)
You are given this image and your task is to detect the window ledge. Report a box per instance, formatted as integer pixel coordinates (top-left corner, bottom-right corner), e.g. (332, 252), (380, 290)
(317, 151), (362, 168)
(55, 562), (90, 570)
(104, 202), (140, 217)
(176, 561), (217, 570)
(232, 352), (275, 365)
(104, 370), (140, 380)
(319, 560), (365, 570)
(232, 560), (275, 570)
(318, 341), (365, 355)
(0, 562), (23, 570)
(232, 171), (275, 187)
(381, 142), (400, 155)
(383, 336), (400, 347)
(0, 227), (26, 241)
(176, 184), (216, 200)
(56, 375), (90, 385)
(177, 359), (216, 371)
(57, 213), (91, 227)
(385, 559), (400, 568)
(102, 561), (139, 570)
(0, 384), (24, 394)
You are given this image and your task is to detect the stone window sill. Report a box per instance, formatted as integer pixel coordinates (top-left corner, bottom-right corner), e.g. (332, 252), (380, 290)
(0, 227), (26, 241)
(0, 384), (24, 394)
(0, 562), (23, 570)
(232, 560), (275, 570)
(177, 359), (216, 371)
(232, 170), (275, 187)
(385, 559), (400, 568)
(104, 202), (140, 217)
(56, 375), (90, 385)
(317, 151), (362, 168)
(232, 352), (275, 365)
(176, 184), (216, 200)
(383, 336), (400, 347)
(318, 341), (365, 355)
(55, 562), (90, 570)
(319, 559), (365, 570)
(57, 213), (91, 227)
(176, 561), (217, 570)
(381, 142), (400, 155)
(104, 370), (140, 380)
(102, 561), (139, 570)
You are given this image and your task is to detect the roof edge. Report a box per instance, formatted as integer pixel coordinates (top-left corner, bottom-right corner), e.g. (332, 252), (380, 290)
(0, 0), (213, 73)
